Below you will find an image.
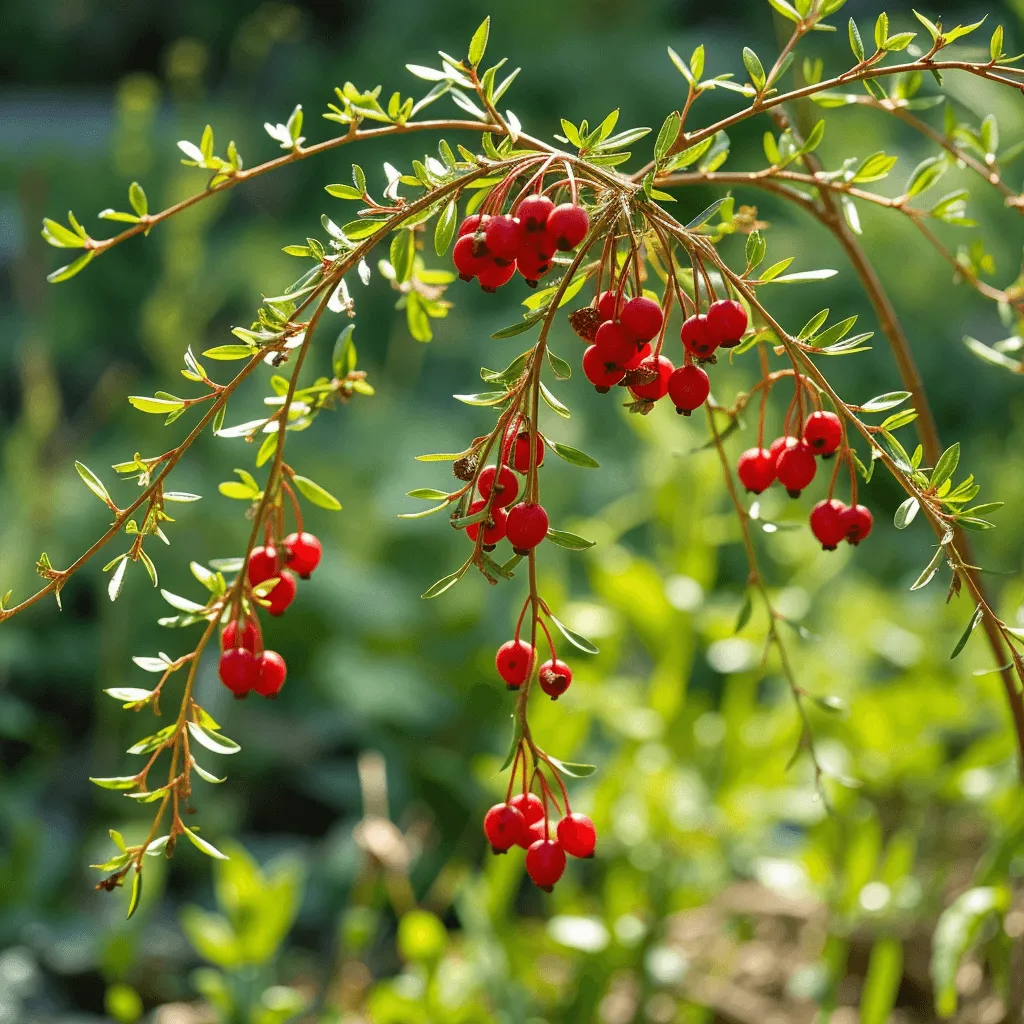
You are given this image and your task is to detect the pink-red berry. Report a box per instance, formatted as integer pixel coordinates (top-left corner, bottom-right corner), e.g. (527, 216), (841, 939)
(265, 570), (297, 616)
(506, 503), (549, 552)
(843, 504), (873, 545)
(546, 203), (589, 250)
(457, 214), (483, 237)
(466, 499), (508, 547)
(619, 296), (663, 343)
(222, 618), (260, 653)
(515, 245), (552, 286)
(452, 234), (490, 280)
(512, 432), (545, 474)
(623, 342), (652, 370)
(810, 499), (848, 551)
(509, 792), (544, 828)
(595, 320), (636, 365)
(680, 314), (717, 357)
(253, 650), (287, 698)
(706, 298), (748, 346)
(775, 439), (817, 497)
(629, 354), (674, 402)
(557, 812), (597, 858)
(737, 448), (776, 494)
(517, 195), (554, 232)
(596, 289), (623, 322)
(667, 364), (711, 415)
(248, 546), (279, 586)
(477, 259), (517, 293)
(484, 214), (523, 262)
(803, 410), (843, 457)
(218, 648), (258, 699)
(538, 658), (572, 699)
(483, 803), (527, 852)
(477, 464), (519, 508)
(284, 531), (322, 578)
(496, 639), (534, 689)
(582, 346), (625, 392)
(526, 838), (567, 891)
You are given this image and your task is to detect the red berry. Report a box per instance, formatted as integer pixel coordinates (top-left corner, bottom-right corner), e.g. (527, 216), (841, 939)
(582, 346), (625, 392)
(218, 648), (258, 699)
(496, 639), (534, 689)
(458, 214), (483, 237)
(680, 314), (717, 357)
(453, 234), (490, 280)
(706, 298), (748, 346)
(477, 258), (517, 292)
(775, 440), (817, 497)
(546, 203), (589, 250)
(526, 839), (566, 890)
(667, 364), (710, 415)
(622, 342), (651, 370)
(248, 546), (279, 586)
(284, 531), (322, 578)
(253, 650), (287, 698)
(596, 289), (623, 322)
(843, 504), (873, 545)
(803, 411), (843, 457)
(810, 499), (849, 551)
(594, 320), (636, 365)
(506, 502), (549, 552)
(769, 435), (796, 466)
(477, 464), (519, 508)
(484, 214), (523, 262)
(265, 570), (297, 616)
(465, 499), (508, 546)
(222, 618), (260, 653)
(509, 792), (545, 827)
(512, 432), (545, 474)
(483, 803), (527, 852)
(737, 448), (776, 494)
(619, 296), (663, 343)
(527, 818), (550, 845)
(515, 245), (553, 286)
(517, 194), (554, 232)
(557, 812), (597, 858)
(629, 354), (674, 402)
(538, 658), (572, 699)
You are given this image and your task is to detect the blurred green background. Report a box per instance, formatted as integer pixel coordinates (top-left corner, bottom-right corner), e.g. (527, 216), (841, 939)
(3, 0), (1024, 1021)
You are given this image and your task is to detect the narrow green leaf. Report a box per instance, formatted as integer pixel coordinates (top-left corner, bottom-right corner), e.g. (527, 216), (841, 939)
(183, 826), (229, 860)
(292, 475), (342, 511)
(894, 497), (919, 529)
(861, 938), (903, 1024)
(546, 529), (595, 551)
(75, 462), (113, 505)
(548, 613), (599, 655)
(434, 200), (457, 256)
(742, 46), (766, 90)
(47, 251), (94, 283)
(422, 566), (468, 599)
(860, 391), (911, 413)
(951, 605), (984, 659)
(126, 869), (143, 919)
(468, 16), (490, 66)
(930, 442), (960, 489)
(849, 18), (865, 60)
(186, 722), (241, 755)
(549, 442), (599, 469)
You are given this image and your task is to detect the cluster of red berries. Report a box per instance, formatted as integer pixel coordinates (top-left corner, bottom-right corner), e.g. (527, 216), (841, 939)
(453, 197), (590, 291)
(484, 794), (596, 890)
(216, 531), (323, 699)
(736, 411), (873, 549)
(495, 637), (571, 697)
(582, 296), (749, 416)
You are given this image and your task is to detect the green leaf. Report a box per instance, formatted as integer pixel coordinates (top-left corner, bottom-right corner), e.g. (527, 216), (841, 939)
(545, 756), (598, 779)
(905, 156), (946, 197)
(390, 229), (415, 283)
(546, 530), (595, 551)
(434, 200), (457, 256)
(107, 557), (129, 602)
(768, 0), (801, 22)
(190, 759), (226, 785)
(76, 461), (113, 506)
(849, 18), (865, 60)
(406, 488), (450, 500)
(654, 111), (680, 165)
(292, 475), (342, 511)
(910, 546), (946, 591)
(873, 11), (889, 49)
(951, 605), (984, 659)
(745, 230), (766, 270)
(127, 869), (143, 920)
(930, 442), (960, 489)
(468, 18), (490, 66)
(89, 775), (139, 791)
(963, 335), (1021, 373)
(894, 497), (919, 529)
(860, 391), (911, 413)
(421, 566), (468, 599)
(546, 349), (572, 380)
(107, 686), (156, 702)
(129, 182), (148, 217)
(548, 614), (599, 655)
(202, 345), (256, 361)
(325, 183), (363, 200)
(912, 9), (940, 41)
(742, 47), (766, 91)
(42, 217), (86, 248)
(990, 24), (1005, 62)
(47, 251), (94, 283)
(129, 395), (185, 415)
(453, 391), (508, 406)
(882, 31), (916, 51)
(686, 198), (727, 231)
(333, 324), (357, 378)
(539, 383), (570, 419)
(183, 826), (229, 860)
(186, 722), (241, 755)
(549, 441), (599, 469)
(861, 938), (903, 1024)
(853, 151), (898, 183)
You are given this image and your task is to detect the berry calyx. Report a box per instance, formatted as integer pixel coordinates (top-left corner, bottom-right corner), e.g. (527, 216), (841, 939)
(594, 320), (637, 365)
(803, 410), (843, 457)
(284, 531), (322, 578)
(546, 203), (589, 250)
(265, 570), (297, 616)
(477, 259), (517, 293)
(629, 354), (674, 402)
(810, 499), (849, 551)
(538, 658), (572, 699)
(667, 364), (711, 415)
(483, 803), (527, 853)
(557, 812), (597, 858)
(619, 296), (663, 343)
(680, 313), (716, 357)
(506, 502), (549, 553)
(775, 439), (818, 497)
(465, 499), (508, 546)
(517, 194), (554, 232)
(477, 464), (519, 508)
(596, 289), (623, 322)
(512, 431), (545, 474)
(253, 650), (287, 698)
(248, 546), (279, 586)
(737, 448), (776, 494)
(484, 214), (523, 262)
(496, 639), (535, 689)
(222, 617), (259, 653)
(706, 298), (748, 347)
(526, 838), (567, 891)
(582, 346), (625, 392)
(218, 648), (258, 699)
(843, 504), (873, 545)
(509, 792), (545, 828)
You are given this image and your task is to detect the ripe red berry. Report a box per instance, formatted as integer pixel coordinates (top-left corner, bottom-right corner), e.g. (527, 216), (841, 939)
(680, 314), (716, 357)
(484, 214), (524, 262)
(517, 194), (554, 232)
(557, 812), (597, 858)
(512, 431), (545, 474)
(477, 258), (517, 293)
(222, 617), (259, 653)
(452, 234), (490, 280)
(775, 440), (818, 497)
(706, 298), (748, 346)
(509, 792), (545, 827)
(769, 435), (796, 466)
(218, 648), (258, 699)
(843, 504), (873, 545)
(483, 803), (527, 853)
(803, 410), (843, 457)
(622, 342), (652, 370)
(546, 203), (589, 250)
(458, 214), (483, 237)
(629, 354), (674, 402)
(253, 650), (287, 698)
(506, 502), (549, 552)
(265, 570), (297, 616)
(619, 296), (663, 343)
(526, 818), (550, 846)
(538, 658), (572, 699)
(810, 499), (849, 551)
(496, 639), (535, 689)
(595, 320), (636, 365)
(526, 838), (567, 891)
(284, 531), (322, 578)
(596, 289), (623, 322)
(477, 464), (519, 508)
(582, 346), (625, 392)
(465, 499), (508, 546)
(737, 448), (776, 494)
(667, 364), (711, 415)
(248, 546), (279, 586)
(515, 245), (552, 286)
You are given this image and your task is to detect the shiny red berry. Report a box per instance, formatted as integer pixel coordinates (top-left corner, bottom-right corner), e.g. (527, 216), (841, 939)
(222, 618), (260, 653)
(619, 296), (663, 343)
(667, 364), (710, 415)
(623, 342), (652, 370)
(284, 531), (322, 578)
(465, 499), (508, 546)
(680, 314), (716, 357)
(248, 546), (279, 586)
(526, 839), (566, 890)
(595, 320), (636, 365)
(596, 289), (623, 322)
(557, 812), (597, 858)
(582, 346), (625, 392)
(629, 354), (674, 402)
(803, 411), (843, 456)
(218, 648), (258, 699)
(477, 464), (519, 508)
(737, 448), (776, 494)
(706, 298), (748, 346)
(496, 639), (534, 689)
(452, 234), (489, 280)
(775, 440), (818, 497)
(517, 194), (554, 232)
(483, 803), (527, 853)
(477, 258), (517, 292)
(769, 435), (796, 466)
(515, 245), (552, 286)
(546, 203), (589, 250)
(458, 214), (483, 237)
(509, 792), (545, 828)
(810, 499), (849, 550)
(512, 432), (545, 474)
(484, 214), (523, 262)
(265, 570), (297, 616)
(843, 504), (873, 545)
(253, 650), (287, 698)
(538, 658), (572, 699)
(506, 502), (549, 552)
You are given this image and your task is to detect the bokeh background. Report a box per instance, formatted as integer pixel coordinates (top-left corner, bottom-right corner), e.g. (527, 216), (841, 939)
(3, 0), (1024, 1021)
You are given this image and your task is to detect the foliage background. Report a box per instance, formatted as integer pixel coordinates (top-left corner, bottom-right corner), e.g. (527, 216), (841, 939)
(2, 0), (1024, 1020)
